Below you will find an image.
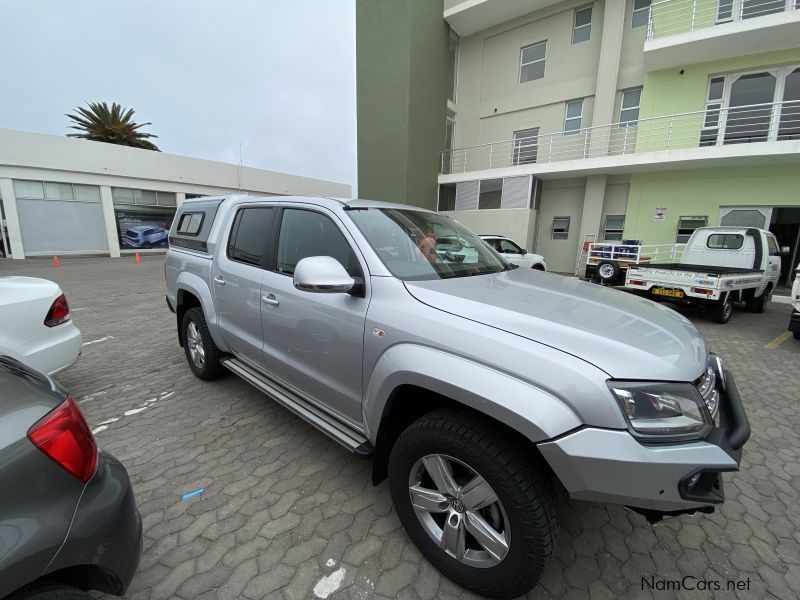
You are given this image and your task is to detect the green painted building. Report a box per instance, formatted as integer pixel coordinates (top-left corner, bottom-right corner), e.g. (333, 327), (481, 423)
(356, 0), (800, 279)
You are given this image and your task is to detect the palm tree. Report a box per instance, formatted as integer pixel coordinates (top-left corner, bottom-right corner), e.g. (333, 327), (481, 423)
(66, 102), (160, 151)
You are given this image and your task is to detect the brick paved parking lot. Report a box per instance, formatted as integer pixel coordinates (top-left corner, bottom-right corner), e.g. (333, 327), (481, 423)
(2, 256), (799, 600)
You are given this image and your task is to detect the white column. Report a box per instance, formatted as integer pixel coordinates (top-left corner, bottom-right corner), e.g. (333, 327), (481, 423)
(0, 178), (25, 259)
(99, 185), (121, 258)
(176, 192), (186, 208)
(576, 174), (608, 269)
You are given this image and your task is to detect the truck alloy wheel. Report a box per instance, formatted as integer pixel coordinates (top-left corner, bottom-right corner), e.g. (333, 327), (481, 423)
(181, 307), (224, 380)
(389, 409), (557, 598)
(407, 453), (510, 568)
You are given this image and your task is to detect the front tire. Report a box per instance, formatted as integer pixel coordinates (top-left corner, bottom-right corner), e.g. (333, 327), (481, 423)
(182, 307), (224, 380)
(745, 287), (769, 313)
(388, 409), (558, 599)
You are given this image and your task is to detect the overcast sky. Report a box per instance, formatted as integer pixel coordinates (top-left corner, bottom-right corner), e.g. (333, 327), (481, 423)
(0, 0), (357, 191)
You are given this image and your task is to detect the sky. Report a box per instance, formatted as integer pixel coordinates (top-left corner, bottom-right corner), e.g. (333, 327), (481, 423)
(0, 0), (357, 191)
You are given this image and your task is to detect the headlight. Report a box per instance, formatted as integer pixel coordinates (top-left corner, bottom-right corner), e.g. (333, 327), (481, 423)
(609, 381), (713, 443)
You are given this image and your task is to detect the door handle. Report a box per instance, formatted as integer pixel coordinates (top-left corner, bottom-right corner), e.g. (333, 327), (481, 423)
(213, 276), (225, 286)
(262, 294), (280, 307)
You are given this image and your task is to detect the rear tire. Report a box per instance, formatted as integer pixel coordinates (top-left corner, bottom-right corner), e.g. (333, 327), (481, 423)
(793, 331), (800, 341)
(745, 288), (769, 313)
(8, 584), (92, 599)
(182, 307), (224, 380)
(710, 294), (733, 324)
(388, 409), (558, 599)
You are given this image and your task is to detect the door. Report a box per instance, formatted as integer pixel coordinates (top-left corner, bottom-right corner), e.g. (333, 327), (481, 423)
(260, 207), (368, 426)
(212, 206), (276, 369)
(765, 233), (783, 291)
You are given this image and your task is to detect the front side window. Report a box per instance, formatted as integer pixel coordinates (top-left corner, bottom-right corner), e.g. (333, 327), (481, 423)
(619, 88), (642, 126)
(707, 233), (744, 249)
(498, 239), (524, 254)
(676, 216), (707, 243)
(573, 6), (592, 43)
(552, 217), (570, 240)
(227, 207), (275, 267)
(519, 41), (546, 83)
(276, 209), (355, 275)
(513, 128), (539, 164)
(632, 0), (651, 27)
(564, 100), (583, 134)
(604, 215), (625, 241)
(348, 208), (506, 281)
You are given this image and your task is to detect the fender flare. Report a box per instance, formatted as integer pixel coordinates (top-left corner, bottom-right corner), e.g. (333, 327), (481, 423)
(175, 271), (228, 351)
(363, 343), (582, 445)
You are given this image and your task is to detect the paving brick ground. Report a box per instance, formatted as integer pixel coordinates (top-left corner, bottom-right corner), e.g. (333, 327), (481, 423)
(2, 255), (799, 600)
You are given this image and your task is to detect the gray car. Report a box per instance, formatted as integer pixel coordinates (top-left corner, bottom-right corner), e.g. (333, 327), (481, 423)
(165, 196), (749, 598)
(0, 356), (142, 600)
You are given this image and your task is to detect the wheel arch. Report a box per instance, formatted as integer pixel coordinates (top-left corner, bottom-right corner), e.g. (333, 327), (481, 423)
(365, 344), (582, 485)
(174, 273), (225, 350)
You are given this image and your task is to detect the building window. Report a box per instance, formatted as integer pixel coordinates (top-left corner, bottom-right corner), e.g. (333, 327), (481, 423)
(438, 183), (456, 211)
(112, 187), (177, 208)
(13, 180), (101, 202)
(512, 128), (539, 164)
(603, 215), (625, 241)
(448, 29), (459, 102)
(619, 88), (642, 126)
(519, 41), (546, 83)
(573, 6), (592, 43)
(478, 179), (503, 210)
(676, 216), (707, 243)
(700, 65), (800, 146)
(111, 187), (177, 249)
(552, 216), (570, 240)
(564, 100), (584, 134)
(632, 0), (651, 28)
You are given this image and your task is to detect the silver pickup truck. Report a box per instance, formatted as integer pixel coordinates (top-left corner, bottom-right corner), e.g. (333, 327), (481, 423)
(165, 195), (750, 599)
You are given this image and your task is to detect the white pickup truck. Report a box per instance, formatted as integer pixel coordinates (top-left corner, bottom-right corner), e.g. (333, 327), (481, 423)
(789, 268), (800, 340)
(623, 227), (782, 324)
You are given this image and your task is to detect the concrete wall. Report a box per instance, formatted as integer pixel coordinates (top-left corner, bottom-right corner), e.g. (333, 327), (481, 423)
(0, 129), (351, 259)
(0, 129), (350, 198)
(443, 208), (537, 248)
(356, 0), (449, 208)
(626, 166), (800, 244)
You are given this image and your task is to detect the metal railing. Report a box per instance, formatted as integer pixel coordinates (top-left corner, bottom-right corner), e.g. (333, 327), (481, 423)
(586, 242), (686, 265)
(439, 100), (800, 175)
(647, 0), (799, 39)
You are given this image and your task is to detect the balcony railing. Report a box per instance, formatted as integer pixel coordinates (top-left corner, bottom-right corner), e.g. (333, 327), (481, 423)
(439, 100), (800, 175)
(647, 0), (799, 39)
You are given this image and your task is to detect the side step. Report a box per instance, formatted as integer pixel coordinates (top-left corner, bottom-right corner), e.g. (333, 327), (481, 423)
(221, 357), (373, 457)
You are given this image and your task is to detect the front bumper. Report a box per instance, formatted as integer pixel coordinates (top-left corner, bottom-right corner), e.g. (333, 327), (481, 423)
(538, 370), (749, 514)
(47, 451), (143, 595)
(788, 309), (800, 334)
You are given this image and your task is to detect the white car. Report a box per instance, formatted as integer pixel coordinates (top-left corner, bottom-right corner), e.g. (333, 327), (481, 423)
(480, 235), (547, 270)
(0, 277), (82, 375)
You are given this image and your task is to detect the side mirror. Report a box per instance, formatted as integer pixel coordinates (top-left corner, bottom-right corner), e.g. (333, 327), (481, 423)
(781, 246), (791, 255)
(521, 249), (528, 255)
(293, 256), (354, 294)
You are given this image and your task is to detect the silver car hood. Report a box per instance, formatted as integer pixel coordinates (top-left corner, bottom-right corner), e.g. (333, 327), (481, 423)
(404, 269), (708, 381)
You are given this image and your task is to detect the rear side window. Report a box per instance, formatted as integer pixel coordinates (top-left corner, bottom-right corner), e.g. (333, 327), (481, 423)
(276, 209), (355, 275)
(227, 207), (275, 267)
(176, 212), (204, 236)
(767, 236), (781, 256)
(707, 233), (743, 250)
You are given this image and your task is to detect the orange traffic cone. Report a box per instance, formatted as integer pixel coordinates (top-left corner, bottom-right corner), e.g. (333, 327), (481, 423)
(135, 252), (141, 264)
(52, 256), (60, 268)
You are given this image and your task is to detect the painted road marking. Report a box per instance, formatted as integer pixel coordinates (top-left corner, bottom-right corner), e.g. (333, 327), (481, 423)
(83, 336), (114, 346)
(765, 331), (792, 350)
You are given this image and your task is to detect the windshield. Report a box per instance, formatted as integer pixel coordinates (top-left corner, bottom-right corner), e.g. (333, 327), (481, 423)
(347, 208), (507, 280)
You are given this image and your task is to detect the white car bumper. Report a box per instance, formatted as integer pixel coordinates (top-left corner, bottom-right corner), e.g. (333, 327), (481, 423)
(12, 321), (83, 376)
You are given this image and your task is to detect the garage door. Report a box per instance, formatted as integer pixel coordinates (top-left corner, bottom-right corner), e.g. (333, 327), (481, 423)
(14, 180), (109, 254)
